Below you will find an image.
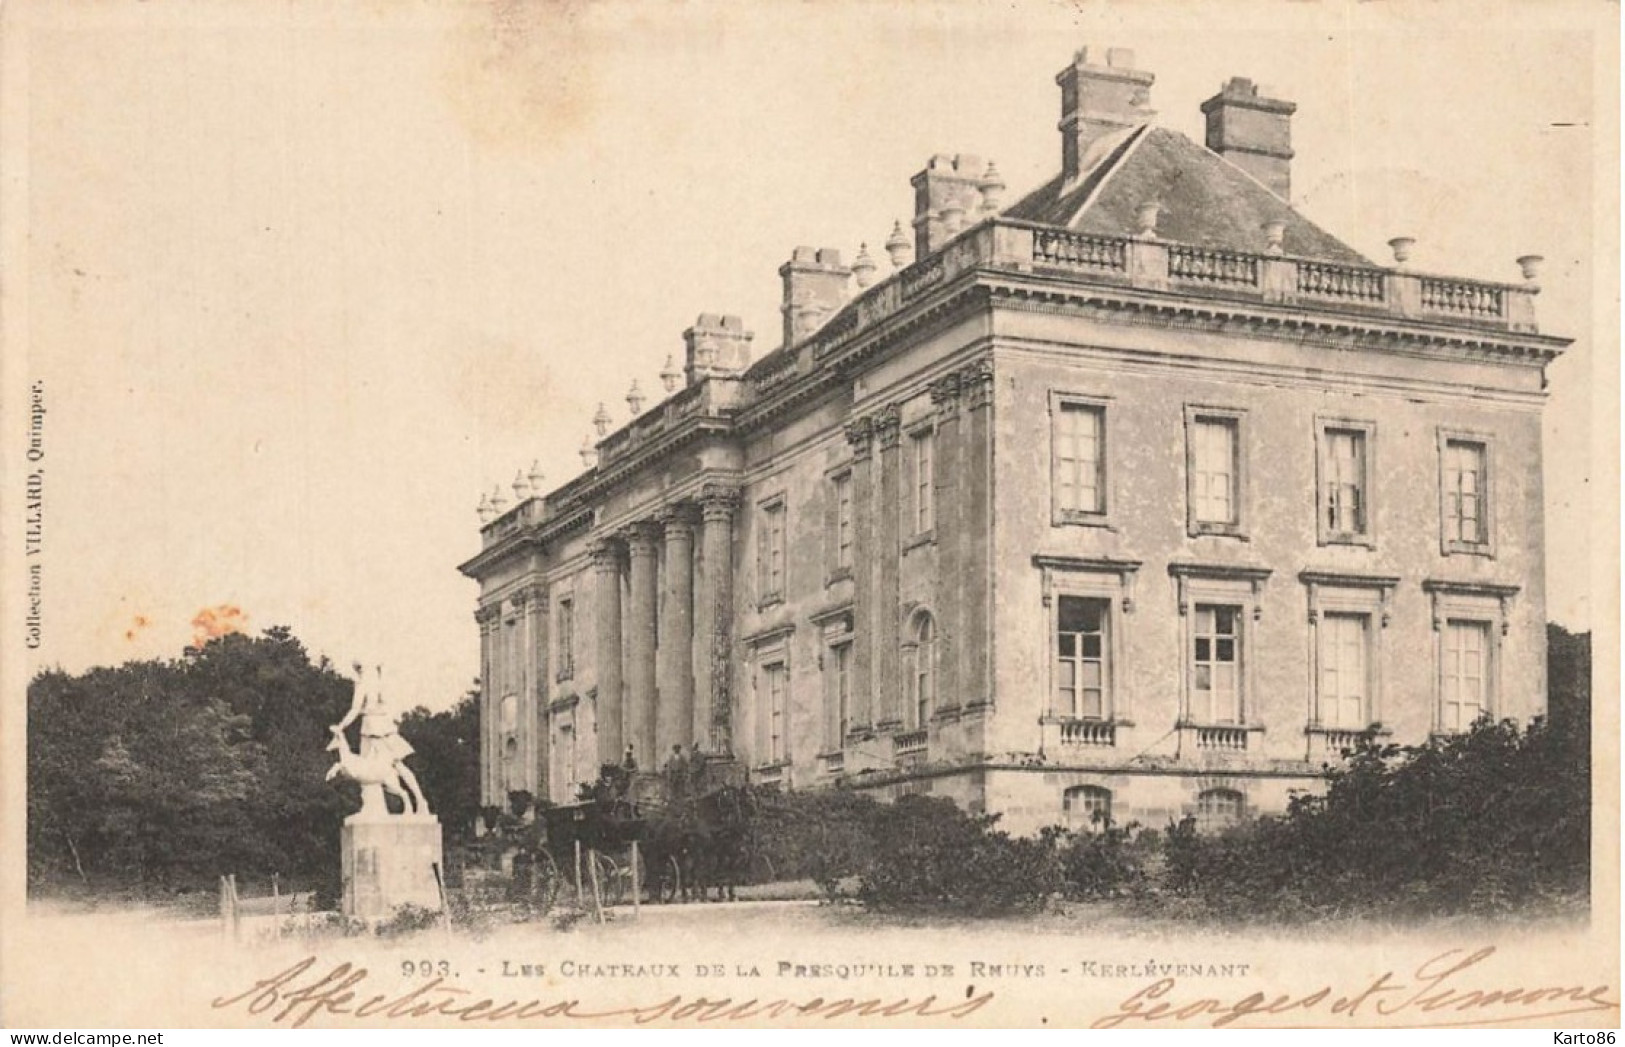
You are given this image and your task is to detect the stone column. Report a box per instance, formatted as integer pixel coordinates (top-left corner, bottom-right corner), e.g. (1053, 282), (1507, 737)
(524, 584), (549, 802)
(657, 507), (696, 758)
(843, 418), (876, 730)
(590, 538), (625, 769)
(475, 605), (501, 809)
(930, 374), (963, 713)
(626, 521), (661, 768)
(511, 587), (535, 799)
(696, 485), (739, 753)
(962, 359), (995, 707)
(874, 404), (903, 727)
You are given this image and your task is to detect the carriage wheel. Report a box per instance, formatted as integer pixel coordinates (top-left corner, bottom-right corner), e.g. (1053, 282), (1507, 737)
(594, 853), (625, 906)
(532, 851), (562, 913)
(661, 855), (681, 904)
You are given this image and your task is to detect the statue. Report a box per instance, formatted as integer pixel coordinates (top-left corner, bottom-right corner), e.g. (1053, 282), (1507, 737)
(326, 667), (430, 817)
(326, 666), (444, 919)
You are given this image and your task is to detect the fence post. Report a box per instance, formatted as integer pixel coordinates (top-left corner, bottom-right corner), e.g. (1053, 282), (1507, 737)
(574, 840), (584, 908)
(587, 849), (605, 923)
(630, 840), (640, 919)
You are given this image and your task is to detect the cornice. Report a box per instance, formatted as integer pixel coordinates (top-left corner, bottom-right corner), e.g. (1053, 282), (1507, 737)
(982, 276), (1568, 363)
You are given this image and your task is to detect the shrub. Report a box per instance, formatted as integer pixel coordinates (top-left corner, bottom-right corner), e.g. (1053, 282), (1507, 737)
(1150, 716), (1590, 922)
(1059, 820), (1153, 900)
(754, 786), (882, 900)
(375, 902), (443, 938)
(855, 795), (1062, 914)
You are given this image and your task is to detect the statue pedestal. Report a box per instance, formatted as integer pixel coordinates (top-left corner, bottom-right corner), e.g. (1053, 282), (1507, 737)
(341, 813), (444, 920)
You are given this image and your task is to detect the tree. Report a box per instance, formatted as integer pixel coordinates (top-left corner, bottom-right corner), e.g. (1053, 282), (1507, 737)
(28, 627), (359, 894)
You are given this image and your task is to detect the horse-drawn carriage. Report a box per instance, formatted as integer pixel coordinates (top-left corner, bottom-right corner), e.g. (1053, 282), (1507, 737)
(494, 756), (775, 911)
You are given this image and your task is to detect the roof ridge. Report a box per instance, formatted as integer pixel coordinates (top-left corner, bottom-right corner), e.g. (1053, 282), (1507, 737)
(1061, 124), (1151, 229)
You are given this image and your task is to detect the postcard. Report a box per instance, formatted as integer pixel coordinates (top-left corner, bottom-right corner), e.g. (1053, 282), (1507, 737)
(1, 0), (1617, 1031)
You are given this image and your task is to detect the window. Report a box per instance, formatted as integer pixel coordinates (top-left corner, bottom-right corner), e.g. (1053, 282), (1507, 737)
(1317, 613), (1369, 729)
(828, 641), (852, 746)
(1301, 571), (1395, 736)
(1037, 556), (1140, 726)
(1196, 788), (1244, 832)
(1063, 785), (1113, 832)
(831, 472), (854, 573)
(757, 497), (786, 605)
(1439, 620), (1490, 732)
(1442, 437), (1490, 552)
(556, 597), (575, 680)
(1317, 419), (1374, 545)
(559, 722), (578, 791)
(1187, 412), (1242, 534)
(1190, 605), (1241, 724)
(500, 693), (518, 733)
(1056, 596), (1110, 719)
(1053, 398), (1106, 519)
(911, 429), (935, 534)
(1324, 429), (1366, 535)
(910, 613), (936, 728)
(761, 661), (788, 763)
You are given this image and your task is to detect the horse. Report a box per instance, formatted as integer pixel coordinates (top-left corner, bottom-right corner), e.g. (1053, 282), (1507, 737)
(688, 784), (757, 902)
(325, 728), (417, 815)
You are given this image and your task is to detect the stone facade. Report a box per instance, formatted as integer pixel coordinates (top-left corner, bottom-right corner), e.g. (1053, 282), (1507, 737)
(459, 48), (1566, 835)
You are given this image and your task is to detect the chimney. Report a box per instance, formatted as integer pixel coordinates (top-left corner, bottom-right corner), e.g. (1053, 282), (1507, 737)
(682, 313), (754, 386)
(909, 154), (985, 258)
(1057, 47), (1155, 187)
(779, 247), (851, 347)
(1201, 77), (1296, 201)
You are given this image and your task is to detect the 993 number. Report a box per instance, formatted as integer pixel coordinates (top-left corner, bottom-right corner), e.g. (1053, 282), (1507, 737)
(402, 959), (452, 978)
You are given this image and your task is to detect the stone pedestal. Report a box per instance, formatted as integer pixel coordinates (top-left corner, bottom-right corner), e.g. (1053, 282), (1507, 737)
(341, 813), (445, 920)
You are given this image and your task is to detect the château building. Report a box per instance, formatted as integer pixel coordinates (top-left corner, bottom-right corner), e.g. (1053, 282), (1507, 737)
(459, 48), (1567, 834)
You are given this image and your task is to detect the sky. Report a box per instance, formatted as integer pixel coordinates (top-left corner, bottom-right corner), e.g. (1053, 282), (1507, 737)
(4, 0), (1614, 714)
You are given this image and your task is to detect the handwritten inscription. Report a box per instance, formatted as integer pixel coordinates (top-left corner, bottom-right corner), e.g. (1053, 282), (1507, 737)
(213, 956), (996, 1028)
(1092, 947), (1617, 1029)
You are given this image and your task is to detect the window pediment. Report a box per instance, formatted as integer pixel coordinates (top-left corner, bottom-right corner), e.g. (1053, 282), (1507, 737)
(1034, 555), (1141, 612)
(1167, 562), (1271, 619)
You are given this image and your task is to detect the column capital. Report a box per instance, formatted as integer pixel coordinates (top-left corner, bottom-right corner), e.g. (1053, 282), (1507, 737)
(589, 537), (623, 570)
(520, 582), (549, 612)
(929, 370), (964, 409)
(474, 603), (502, 627)
(960, 357), (995, 410)
(699, 484), (741, 520)
(657, 504), (699, 537)
(843, 416), (875, 461)
(874, 403), (902, 450)
(624, 519), (663, 555)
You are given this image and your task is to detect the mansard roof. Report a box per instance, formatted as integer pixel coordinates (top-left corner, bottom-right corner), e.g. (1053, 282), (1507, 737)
(1002, 125), (1370, 266)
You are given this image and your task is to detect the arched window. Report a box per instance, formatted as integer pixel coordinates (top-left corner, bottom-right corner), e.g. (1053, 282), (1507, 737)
(1196, 788), (1244, 832)
(1063, 785), (1113, 832)
(911, 612), (936, 728)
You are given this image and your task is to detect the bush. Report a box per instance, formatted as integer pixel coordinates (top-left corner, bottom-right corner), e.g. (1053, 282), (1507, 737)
(1059, 820), (1154, 900)
(1150, 716), (1590, 922)
(855, 795), (1062, 914)
(754, 787), (882, 900)
(375, 902), (443, 938)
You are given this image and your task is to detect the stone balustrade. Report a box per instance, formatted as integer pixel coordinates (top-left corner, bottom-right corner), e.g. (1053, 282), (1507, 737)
(1059, 719), (1117, 747)
(1195, 726), (1250, 751)
(892, 728), (928, 757)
